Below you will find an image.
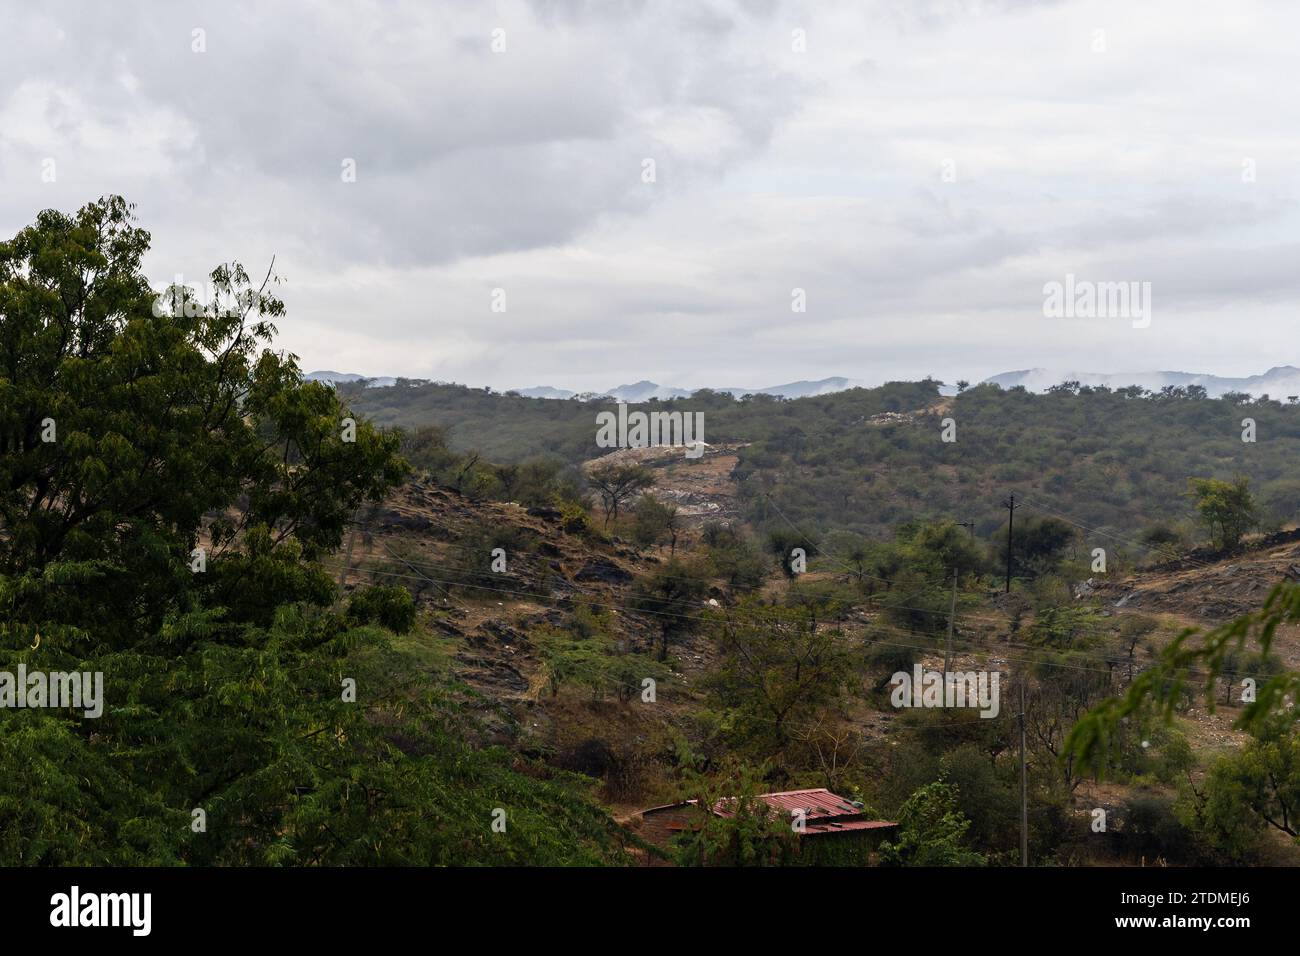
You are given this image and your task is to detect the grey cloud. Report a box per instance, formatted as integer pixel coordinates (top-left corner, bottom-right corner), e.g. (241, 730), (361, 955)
(1, 0), (1298, 391)
(2, 0), (803, 269)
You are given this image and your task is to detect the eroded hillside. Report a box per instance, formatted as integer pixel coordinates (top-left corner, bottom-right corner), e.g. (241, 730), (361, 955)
(333, 469), (1300, 863)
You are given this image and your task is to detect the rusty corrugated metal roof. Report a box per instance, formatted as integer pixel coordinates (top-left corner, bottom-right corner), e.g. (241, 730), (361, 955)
(641, 788), (894, 831)
(803, 819), (897, 835)
(634, 790), (899, 848)
(739, 788), (864, 818)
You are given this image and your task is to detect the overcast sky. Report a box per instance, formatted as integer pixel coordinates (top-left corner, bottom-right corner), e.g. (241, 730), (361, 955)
(2, 0), (1297, 392)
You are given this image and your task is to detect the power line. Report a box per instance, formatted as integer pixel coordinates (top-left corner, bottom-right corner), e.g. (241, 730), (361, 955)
(1015, 493), (1222, 575)
(333, 485), (1281, 686)
(339, 516), (1036, 630)
(344, 516), (1157, 644)
(342, 561), (1270, 689)
(1003, 493), (1017, 594)
(333, 497), (1272, 686)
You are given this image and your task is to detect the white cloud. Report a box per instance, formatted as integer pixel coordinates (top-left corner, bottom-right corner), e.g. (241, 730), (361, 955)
(0, 0), (1297, 390)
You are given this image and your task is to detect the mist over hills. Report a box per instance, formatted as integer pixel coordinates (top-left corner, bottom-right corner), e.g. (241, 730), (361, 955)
(309, 367), (1300, 401)
(516, 377), (861, 401)
(985, 366), (1300, 399)
(306, 370), (397, 388)
(308, 372), (861, 400)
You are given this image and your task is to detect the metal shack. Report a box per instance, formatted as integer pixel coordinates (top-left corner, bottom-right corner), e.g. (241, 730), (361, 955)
(635, 787), (897, 866)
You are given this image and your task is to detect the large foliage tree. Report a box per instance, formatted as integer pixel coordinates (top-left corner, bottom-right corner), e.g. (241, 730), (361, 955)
(707, 599), (854, 753)
(0, 196), (404, 643)
(0, 197), (631, 865)
(673, 759), (797, 867)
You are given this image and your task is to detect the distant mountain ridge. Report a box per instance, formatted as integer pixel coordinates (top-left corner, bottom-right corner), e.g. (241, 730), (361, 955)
(512, 377), (864, 401)
(984, 366), (1300, 399)
(307, 367), (1300, 401)
(309, 372), (865, 401)
(306, 370), (397, 388)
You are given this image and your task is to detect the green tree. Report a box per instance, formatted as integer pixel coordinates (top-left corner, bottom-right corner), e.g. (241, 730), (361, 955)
(0, 196), (406, 643)
(0, 197), (631, 865)
(907, 520), (984, 580)
(702, 522), (768, 591)
(400, 424), (459, 476)
(1187, 728), (1300, 851)
(939, 745), (1019, 856)
(673, 760), (797, 866)
(1139, 522), (1187, 558)
(346, 584), (417, 633)
(631, 494), (679, 553)
(879, 779), (987, 867)
(586, 461), (655, 527)
(1187, 476), (1258, 550)
(707, 599), (854, 752)
(766, 528), (807, 579)
(630, 558), (710, 660)
(995, 516), (1075, 580)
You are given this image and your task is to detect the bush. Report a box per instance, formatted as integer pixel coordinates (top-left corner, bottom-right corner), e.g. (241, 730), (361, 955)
(631, 495), (679, 552)
(879, 780), (987, 867)
(865, 639), (917, 691)
(347, 585), (417, 633)
(1115, 794), (1197, 864)
(704, 524), (768, 591)
(560, 501), (592, 536)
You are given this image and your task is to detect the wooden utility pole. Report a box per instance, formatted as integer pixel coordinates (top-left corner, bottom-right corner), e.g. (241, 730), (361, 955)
(338, 509), (364, 591)
(1003, 494), (1017, 594)
(339, 525), (357, 589)
(943, 568), (958, 679)
(1019, 675), (1028, 866)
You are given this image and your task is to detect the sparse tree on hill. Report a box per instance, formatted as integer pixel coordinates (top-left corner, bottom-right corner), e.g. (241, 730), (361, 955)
(587, 461), (655, 528)
(766, 528), (808, 579)
(1138, 522), (1187, 559)
(1187, 476), (1258, 551)
(703, 523), (768, 591)
(631, 494), (680, 553)
(631, 558), (710, 660)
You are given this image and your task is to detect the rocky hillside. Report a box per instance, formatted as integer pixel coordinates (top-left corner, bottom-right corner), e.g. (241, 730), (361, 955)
(332, 466), (1300, 864)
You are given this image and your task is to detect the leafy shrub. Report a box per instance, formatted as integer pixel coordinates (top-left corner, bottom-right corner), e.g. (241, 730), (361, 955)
(347, 584), (417, 633)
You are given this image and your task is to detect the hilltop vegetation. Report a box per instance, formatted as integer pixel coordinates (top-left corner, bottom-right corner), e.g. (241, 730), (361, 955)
(352, 377), (1300, 557)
